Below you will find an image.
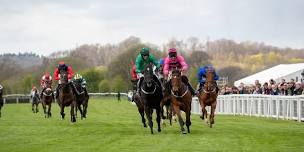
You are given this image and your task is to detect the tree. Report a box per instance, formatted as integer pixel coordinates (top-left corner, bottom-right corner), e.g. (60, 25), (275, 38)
(111, 75), (128, 92)
(98, 80), (111, 92)
(218, 66), (250, 86)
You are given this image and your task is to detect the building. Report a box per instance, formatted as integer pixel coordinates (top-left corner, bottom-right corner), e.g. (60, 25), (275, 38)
(234, 63), (304, 86)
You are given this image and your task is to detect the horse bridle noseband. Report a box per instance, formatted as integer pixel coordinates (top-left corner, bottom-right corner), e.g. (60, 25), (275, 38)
(171, 86), (188, 98)
(203, 82), (216, 93)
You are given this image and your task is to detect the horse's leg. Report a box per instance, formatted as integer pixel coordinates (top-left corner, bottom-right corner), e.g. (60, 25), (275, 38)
(42, 101), (47, 118)
(71, 101), (76, 123)
(135, 97), (146, 127)
(210, 101), (217, 128)
(173, 105), (186, 134)
(60, 104), (65, 120)
(169, 104), (173, 126)
(160, 99), (166, 119)
(144, 106), (153, 134)
(83, 101), (88, 118)
(36, 102), (39, 113)
(48, 103), (52, 118)
(77, 102), (83, 120)
(186, 107), (191, 133)
(156, 107), (161, 132)
(32, 103), (34, 113)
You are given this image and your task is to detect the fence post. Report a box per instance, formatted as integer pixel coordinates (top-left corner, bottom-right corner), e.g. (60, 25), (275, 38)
(276, 100), (279, 120)
(298, 99), (302, 122)
(3, 98), (6, 104)
(16, 97), (19, 104)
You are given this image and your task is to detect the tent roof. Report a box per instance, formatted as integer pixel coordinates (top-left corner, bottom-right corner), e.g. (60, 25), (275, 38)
(234, 63), (304, 86)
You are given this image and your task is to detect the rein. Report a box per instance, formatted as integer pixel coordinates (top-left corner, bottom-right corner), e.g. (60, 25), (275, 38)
(171, 86), (188, 98)
(141, 85), (156, 95)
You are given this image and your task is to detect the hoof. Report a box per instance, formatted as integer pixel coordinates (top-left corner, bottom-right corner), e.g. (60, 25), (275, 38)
(158, 128), (161, 132)
(181, 130), (187, 134)
(143, 124), (147, 128)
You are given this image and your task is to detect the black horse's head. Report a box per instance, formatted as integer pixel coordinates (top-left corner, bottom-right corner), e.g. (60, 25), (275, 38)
(171, 68), (182, 93)
(143, 63), (154, 87)
(60, 70), (68, 84)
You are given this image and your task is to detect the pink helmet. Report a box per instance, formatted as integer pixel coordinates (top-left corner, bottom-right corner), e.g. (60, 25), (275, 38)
(44, 73), (50, 79)
(168, 48), (177, 54)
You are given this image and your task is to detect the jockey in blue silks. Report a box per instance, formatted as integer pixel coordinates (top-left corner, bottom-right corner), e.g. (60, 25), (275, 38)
(197, 65), (219, 93)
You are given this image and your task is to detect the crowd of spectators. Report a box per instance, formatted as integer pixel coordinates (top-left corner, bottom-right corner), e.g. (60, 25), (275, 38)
(220, 78), (304, 96)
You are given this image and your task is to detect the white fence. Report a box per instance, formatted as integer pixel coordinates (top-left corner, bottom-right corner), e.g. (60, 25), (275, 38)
(3, 93), (304, 122)
(192, 94), (304, 122)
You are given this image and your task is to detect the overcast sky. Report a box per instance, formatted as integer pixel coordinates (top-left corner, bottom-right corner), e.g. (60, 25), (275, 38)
(1, 0), (303, 55)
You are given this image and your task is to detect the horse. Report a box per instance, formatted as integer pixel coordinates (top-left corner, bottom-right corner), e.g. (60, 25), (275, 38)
(41, 81), (53, 118)
(72, 79), (89, 119)
(57, 70), (77, 123)
(139, 63), (163, 134)
(170, 69), (192, 134)
(197, 68), (218, 128)
(0, 87), (3, 117)
(159, 77), (173, 126)
(31, 90), (40, 113)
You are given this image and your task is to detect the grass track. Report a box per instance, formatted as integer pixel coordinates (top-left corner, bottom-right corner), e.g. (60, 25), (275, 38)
(0, 97), (303, 152)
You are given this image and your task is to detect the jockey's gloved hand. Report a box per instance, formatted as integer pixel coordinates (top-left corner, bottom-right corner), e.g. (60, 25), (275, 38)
(137, 73), (144, 78)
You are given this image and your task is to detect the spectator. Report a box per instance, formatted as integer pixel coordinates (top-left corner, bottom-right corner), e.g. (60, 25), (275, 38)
(293, 82), (303, 95)
(238, 82), (247, 94)
(232, 86), (239, 94)
(270, 84), (279, 95)
(262, 82), (271, 95)
(253, 83), (262, 94)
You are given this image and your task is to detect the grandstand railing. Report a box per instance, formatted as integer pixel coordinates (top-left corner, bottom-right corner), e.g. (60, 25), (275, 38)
(192, 94), (304, 122)
(3, 93), (303, 122)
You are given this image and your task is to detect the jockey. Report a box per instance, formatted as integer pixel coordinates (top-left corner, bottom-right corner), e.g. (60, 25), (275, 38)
(197, 65), (219, 93)
(40, 72), (54, 99)
(54, 61), (74, 99)
(73, 73), (89, 97)
(135, 47), (161, 93)
(163, 48), (195, 95)
(130, 64), (138, 91)
(158, 58), (165, 82)
(30, 86), (39, 99)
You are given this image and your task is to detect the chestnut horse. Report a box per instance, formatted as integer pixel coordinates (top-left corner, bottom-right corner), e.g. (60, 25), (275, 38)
(197, 68), (218, 128)
(170, 69), (192, 134)
(57, 70), (76, 123)
(41, 80), (53, 118)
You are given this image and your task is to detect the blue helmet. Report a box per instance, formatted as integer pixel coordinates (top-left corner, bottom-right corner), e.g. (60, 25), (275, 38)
(159, 58), (164, 65)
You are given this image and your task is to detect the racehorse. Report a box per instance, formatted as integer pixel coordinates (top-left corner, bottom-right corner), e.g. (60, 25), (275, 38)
(57, 70), (77, 123)
(0, 86), (3, 117)
(139, 63), (163, 134)
(170, 69), (192, 134)
(133, 91), (147, 128)
(31, 90), (40, 113)
(160, 78), (173, 126)
(72, 80), (89, 119)
(41, 81), (53, 118)
(197, 67), (218, 128)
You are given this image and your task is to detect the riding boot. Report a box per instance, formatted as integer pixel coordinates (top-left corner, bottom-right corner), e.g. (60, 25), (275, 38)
(181, 76), (195, 96)
(55, 84), (60, 99)
(40, 87), (46, 99)
(137, 77), (144, 95)
(84, 87), (89, 97)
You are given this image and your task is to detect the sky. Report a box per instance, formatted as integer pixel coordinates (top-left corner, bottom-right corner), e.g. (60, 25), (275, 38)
(0, 0), (303, 56)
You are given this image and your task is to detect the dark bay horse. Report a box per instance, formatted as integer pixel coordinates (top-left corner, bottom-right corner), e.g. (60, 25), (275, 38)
(41, 81), (53, 118)
(57, 70), (76, 123)
(197, 68), (218, 128)
(31, 90), (40, 113)
(139, 63), (163, 134)
(160, 78), (173, 126)
(133, 91), (147, 128)
(0, 86), (3, 117)
(72, 80), (89, 119)
(170, 69), (192, 134)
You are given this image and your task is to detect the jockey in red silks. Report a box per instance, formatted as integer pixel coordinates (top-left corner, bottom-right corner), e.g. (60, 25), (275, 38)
(163, 48), (195, 95)
(40, 72), (54, 99)
(53, 61), (74, 99)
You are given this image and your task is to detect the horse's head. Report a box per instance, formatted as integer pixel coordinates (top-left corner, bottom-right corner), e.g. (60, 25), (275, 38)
(44, 88), (53, 96)
(204, 67), (216, 92)
(171, 68), (182, 92)
(143, 63), (154, 87)
(60, 70), (68, 84)
(45, 80), (52, 88)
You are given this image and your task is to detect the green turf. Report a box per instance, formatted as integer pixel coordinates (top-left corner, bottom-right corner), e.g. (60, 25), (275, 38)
(0, 97), (303, 152)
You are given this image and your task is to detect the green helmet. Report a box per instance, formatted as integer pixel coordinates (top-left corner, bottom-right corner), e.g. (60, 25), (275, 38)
(74, 73), (82, 80)
(140, 47), (149, 56)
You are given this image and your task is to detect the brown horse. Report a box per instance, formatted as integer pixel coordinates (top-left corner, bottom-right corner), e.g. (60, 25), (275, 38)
(197, 68), (218, 128)
(170, 69), (192, 134)
(72, 80), (89, 119)
(41, 81), (53, 118)
(57, 70), (76, 123)
(0, 86), (3, 117)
